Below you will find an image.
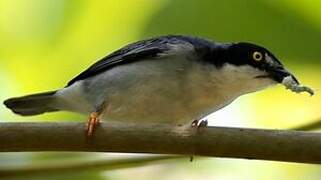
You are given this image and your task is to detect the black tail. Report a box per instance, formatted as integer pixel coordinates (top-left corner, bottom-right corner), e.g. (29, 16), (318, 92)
(3, 91), (59, 116)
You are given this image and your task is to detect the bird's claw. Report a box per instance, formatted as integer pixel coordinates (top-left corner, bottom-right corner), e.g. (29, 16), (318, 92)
(191, 119), (199, 127)
(198, 120), (208, 128)
(189, 119), (208, 162)
(191, 119), (208, 131)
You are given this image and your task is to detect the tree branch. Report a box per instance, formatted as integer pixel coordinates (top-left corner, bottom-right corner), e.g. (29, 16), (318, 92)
(1, 122), (321, 164)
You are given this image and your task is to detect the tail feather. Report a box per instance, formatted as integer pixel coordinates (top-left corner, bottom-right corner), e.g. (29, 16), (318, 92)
(4, 91), (59, 116)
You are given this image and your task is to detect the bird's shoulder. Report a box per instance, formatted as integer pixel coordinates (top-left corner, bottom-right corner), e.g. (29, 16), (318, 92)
(67, 35), (217, 86)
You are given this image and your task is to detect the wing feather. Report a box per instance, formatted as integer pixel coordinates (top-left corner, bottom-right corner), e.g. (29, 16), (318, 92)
(66, 35), (208, 86)
(67, 38), (170, 86)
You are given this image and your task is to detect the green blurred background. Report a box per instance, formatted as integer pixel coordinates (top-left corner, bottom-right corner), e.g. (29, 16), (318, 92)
(0, 0), (321, 179)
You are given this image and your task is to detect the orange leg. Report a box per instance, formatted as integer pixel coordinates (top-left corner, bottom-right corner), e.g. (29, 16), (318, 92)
(86, 112), (101, 137)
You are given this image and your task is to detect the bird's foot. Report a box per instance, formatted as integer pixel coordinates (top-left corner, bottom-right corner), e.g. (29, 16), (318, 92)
(191, 119), (208, 135)
(191, 119), (199, 127)
(189, 119), (208, 161)
(198, 120), (208, 128)
(191, 119), (208, 129)
(86, 112), (101, 137)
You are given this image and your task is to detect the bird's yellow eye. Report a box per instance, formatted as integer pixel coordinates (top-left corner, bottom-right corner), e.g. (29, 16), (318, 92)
(252, 51), (263, 61)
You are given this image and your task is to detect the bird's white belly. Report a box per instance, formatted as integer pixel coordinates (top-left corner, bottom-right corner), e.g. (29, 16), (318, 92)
(83, 59), (237, 124)
(58, 58), (246, 125)
(102, 81), (235, 124)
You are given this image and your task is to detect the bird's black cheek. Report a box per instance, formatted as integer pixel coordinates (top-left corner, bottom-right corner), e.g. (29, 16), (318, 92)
(259, 63), (272, 70)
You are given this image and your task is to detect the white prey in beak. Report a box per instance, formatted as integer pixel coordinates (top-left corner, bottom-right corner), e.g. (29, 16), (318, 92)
(282, 76), (314, 96)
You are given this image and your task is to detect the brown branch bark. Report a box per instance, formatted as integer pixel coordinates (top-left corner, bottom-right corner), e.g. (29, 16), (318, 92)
(1, 122), (321, 164)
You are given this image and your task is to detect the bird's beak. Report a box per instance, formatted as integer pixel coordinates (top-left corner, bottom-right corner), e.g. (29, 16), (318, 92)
(258, 54), (314, 96)
(258, 53), (300, 84)
(266, 65), (299, 84)
(266, 65), (314, 96)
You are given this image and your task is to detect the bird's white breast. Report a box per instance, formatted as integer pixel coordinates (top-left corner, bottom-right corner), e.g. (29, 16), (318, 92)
(56, 58), (275, 125)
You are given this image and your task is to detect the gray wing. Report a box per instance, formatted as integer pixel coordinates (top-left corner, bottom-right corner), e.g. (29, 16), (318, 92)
(67, 35), (212, 86)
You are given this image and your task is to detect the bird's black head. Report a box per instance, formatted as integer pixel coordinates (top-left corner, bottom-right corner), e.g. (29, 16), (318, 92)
(226, 42), (299, 84)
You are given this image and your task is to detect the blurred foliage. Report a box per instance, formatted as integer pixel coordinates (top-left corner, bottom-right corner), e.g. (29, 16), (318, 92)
(0, 154), (183, 180)
(143, 0), (321, 62)
(0, 0), (321, 179)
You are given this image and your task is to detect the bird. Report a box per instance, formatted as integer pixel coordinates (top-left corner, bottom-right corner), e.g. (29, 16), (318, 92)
(3, 35), (313, 136)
